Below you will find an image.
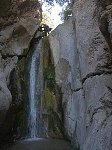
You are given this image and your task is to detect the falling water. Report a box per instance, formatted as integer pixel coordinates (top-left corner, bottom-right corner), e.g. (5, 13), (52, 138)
(27, 40), (46, 139)
(7, 40), (73, 150)
(29, 48), (39, 138)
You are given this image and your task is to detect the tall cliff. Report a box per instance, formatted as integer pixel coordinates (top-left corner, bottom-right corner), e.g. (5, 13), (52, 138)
(0, 0), (112, 149)
(0, 0), (42, 144)
(49, 0), (112, 149)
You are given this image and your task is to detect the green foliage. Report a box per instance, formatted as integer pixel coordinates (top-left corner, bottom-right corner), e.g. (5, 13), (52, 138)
(64, 4), (72, 20)
(41, 11), (54, 28)
(43, 0), (70, 6)
(59, 3), (72, 21)
(43, 37), (55, 91)
(44, 88), (56, 110)
(42, 37), (65, 139)
(44, 64), (55, 91)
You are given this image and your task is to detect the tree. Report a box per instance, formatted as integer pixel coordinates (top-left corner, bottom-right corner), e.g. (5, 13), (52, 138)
(41, 11), (54, 28)
(43, 0), (70, 6)
(59, 2), (72, 21)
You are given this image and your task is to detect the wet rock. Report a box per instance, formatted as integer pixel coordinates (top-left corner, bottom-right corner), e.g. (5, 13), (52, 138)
(43, 38), (65, 139)
(0, 0), (42, 144)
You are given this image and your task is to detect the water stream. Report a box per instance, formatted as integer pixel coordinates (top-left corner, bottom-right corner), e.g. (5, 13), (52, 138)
(27, 40), (45, 139)
(28, 46), (39, 138)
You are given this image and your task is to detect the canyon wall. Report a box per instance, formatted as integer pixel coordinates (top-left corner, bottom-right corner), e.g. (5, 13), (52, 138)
(49, 0), (112, 149)
(0, 0), (42, 143)
(0, 0), (112, 149)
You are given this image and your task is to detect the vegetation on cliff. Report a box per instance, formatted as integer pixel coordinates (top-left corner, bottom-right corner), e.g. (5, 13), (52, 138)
(44, 0), (70, 6)
(42, 37), (65, 138)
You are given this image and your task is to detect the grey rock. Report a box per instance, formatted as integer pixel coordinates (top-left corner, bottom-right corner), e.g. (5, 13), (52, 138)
(49, 18), (82, 91)
(49, 0), (112, 150)
(0, 17), (38, 56)
(73, 0), (112, 79)
(0, 8), (40, 130)
(2, 56), (18, 84)
(0, 72), (12, 124)
(108, 15), (112, 43)
(0, 56), (18, 124)
(83, 74), (112, 150)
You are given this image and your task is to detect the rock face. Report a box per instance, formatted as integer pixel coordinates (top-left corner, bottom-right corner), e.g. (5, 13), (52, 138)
(0, 0), (112, 149)
(49, 0), (112, 149)
(42, 37), (65, 139)
(0, 0), (42, 143)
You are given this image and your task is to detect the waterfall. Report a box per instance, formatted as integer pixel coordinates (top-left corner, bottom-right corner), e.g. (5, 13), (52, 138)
(29, 47), (39, 138)
(27, 40), (46, 139)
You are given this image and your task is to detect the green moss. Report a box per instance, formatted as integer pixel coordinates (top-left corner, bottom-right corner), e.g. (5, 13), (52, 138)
(43, 87), (64, 138)
(43, 37), (53, 68)
(42, 36), (65, 139)
(44, 88), (57, 111)
(44, 64), (55, 91)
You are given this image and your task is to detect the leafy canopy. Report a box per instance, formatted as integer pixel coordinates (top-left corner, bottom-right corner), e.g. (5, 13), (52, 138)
(59, 2), (72, 21)
(43, 0), (70, 6)
(41, 11), (54, 28)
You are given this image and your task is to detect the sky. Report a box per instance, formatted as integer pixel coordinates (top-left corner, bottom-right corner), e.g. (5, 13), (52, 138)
(42, 1), (66, 29)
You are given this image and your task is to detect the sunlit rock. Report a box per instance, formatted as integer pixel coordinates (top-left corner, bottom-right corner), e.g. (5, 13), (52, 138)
(49, 0), (112, 149)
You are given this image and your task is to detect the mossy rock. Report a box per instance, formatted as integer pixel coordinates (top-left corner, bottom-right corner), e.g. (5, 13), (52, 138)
(42, 36), (66, 139)
(44, 64), (55, 91)
(44, 88), (57, 111)
(47, 108), (65, 138)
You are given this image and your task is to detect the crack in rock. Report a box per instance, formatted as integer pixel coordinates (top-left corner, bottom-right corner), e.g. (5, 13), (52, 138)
(82, 70), (112, 84)
(71, 87), (83, 93)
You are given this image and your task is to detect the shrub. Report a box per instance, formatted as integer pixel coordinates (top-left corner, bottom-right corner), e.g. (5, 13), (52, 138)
(59, 3), (72, 21)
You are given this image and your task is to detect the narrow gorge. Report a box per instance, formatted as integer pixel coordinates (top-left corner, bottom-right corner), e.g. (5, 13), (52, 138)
(0, 0), (112, 150)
